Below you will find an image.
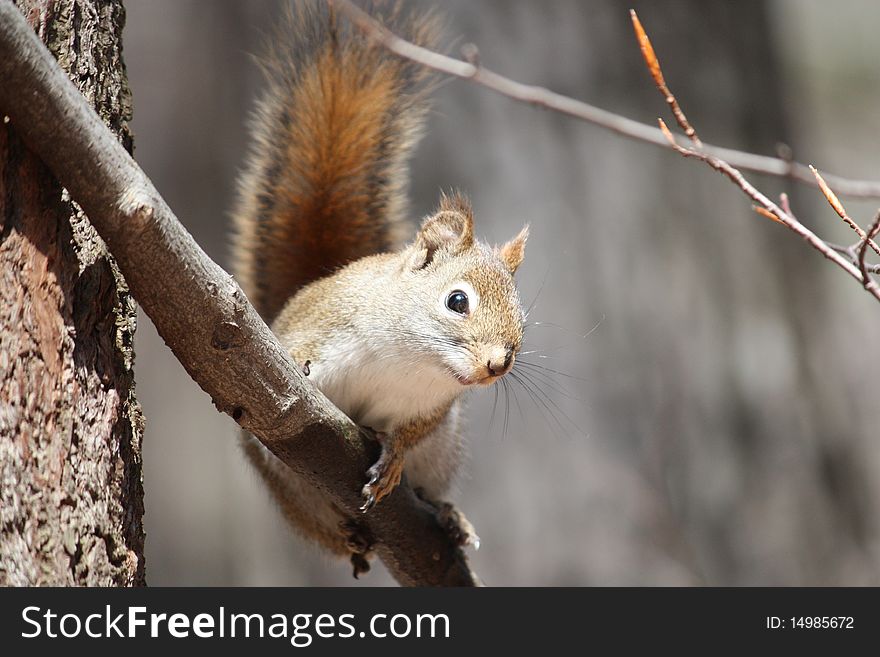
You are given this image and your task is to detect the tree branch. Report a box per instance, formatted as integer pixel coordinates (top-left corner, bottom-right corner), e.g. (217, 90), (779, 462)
(333, 0), (880, 199)
(859, 212), (880, 296)
(334, 0), (880, 306)
(811, 165), (880, 257)
(630, 9), (701, 148)
(0, 2), (476, 587)
(631, 14), (880, 305)
(654, 119), (880, 303)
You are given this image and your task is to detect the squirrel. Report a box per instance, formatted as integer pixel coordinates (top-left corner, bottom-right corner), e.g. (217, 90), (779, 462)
(232, 0), (529, 578)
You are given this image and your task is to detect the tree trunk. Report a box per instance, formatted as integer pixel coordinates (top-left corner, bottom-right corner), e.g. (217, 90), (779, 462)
(0, 0), (144, 586)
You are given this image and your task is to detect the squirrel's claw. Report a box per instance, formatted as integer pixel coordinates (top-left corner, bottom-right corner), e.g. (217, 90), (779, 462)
(413, 488), (481, 551)
(360, 439), (404, 513)
(438, 501), (481, 549)
(359, 493), (376, 514)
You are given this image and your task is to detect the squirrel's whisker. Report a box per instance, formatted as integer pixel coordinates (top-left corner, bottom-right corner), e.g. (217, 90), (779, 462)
(516, 359), (590, 384)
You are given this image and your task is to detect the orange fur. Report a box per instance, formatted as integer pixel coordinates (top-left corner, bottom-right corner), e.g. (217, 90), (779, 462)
(233, 1), (440, 323)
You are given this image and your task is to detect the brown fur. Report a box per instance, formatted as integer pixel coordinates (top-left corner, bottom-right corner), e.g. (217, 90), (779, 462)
(233, 1), (441, 323)
(241, 437), (350, 556)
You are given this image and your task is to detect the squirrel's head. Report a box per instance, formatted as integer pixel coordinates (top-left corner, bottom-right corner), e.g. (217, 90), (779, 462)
(402, 193), (528, 388)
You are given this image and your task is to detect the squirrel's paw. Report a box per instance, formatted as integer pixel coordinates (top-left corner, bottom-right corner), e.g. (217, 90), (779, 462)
(437, 502), (480, 550)
(360, 434), (404, 513)
(414, 489), (481, 550)
(341, 518), (374, 579)
(437, 503), (481, 550)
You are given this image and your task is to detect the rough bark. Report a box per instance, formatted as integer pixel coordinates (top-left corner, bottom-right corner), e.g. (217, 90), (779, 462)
(0, 0), (144, 586)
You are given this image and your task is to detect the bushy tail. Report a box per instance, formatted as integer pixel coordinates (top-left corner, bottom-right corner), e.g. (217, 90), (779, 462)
(233, 1), (441, 322)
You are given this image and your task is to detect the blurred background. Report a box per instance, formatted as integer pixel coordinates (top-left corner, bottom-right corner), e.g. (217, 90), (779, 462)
(124, 0), (880, 585)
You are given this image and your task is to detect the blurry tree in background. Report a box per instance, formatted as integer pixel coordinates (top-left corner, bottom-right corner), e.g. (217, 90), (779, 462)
(0, 0), (144, 585)
(89, 0), (880, 585)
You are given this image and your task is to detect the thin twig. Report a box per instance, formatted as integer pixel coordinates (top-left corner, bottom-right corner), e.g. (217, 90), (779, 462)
(631, 15), (880, 293)
(332, 0), (880, 199)
(635, 16), (880, 301)
(630, 9), (701, 146)
(779, 192), (794, 217)
(859, 212), (880, 293)
(656, 121), (880, 302)
(827, 241), (858, 260)
(787, 191), (880, 272)
(811, 165), (880, 257)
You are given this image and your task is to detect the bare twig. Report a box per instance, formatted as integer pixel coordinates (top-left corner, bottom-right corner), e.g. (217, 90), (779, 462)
(859, 212), (880, 293)
(827, 241), (858, 259)
(0, 2), (476, 587)
(656, 122), (879, 301)
(811, 165), (880, 257)
(779, 192), (794, 218)
(826, 239), (880, 273)
(782, 191), (874, 270)
(332, 0), (880, 199)
(630, 9), (701, 146)
(636, 9), (880, 304)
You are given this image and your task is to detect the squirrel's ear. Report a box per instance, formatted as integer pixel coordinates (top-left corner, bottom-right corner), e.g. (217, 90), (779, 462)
(498, 224), (529, 273)
(412, 202), (474, 268)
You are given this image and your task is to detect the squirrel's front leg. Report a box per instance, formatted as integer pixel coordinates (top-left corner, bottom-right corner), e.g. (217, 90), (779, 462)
(360, 408), (448, 512)
(360, 431), (404, 511)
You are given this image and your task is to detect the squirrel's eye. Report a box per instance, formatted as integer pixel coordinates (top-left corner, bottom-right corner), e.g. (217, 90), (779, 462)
(446, 290), (469, 315)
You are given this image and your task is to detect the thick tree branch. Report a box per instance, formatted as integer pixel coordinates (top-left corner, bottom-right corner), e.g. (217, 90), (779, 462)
(333, 0), (880, 200)
(0, 2), (476, 586)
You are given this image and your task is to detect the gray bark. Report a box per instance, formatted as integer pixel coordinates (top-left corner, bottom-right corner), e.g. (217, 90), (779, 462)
(0, 0), (144, 586)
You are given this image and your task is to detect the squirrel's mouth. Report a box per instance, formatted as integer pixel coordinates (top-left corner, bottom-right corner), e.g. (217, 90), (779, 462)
(454, 372), (502, 387)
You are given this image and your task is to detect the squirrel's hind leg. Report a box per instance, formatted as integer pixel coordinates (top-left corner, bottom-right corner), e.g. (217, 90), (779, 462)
(341, 518), (375, 578)
(414, 488), (481, 551)
(240, 433), (374, 576)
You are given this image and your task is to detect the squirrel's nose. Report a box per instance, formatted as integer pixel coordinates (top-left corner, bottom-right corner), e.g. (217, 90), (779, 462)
(486, 347), (515, 377)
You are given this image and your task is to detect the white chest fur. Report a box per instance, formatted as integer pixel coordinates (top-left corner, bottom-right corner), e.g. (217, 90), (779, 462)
(308, 334), (461, 431)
